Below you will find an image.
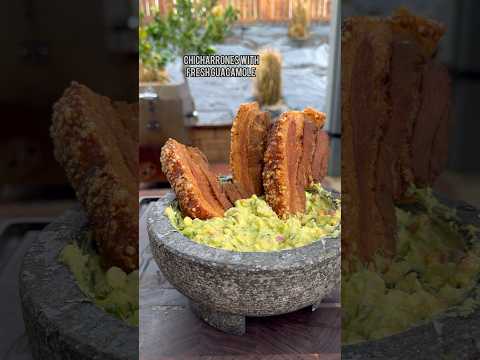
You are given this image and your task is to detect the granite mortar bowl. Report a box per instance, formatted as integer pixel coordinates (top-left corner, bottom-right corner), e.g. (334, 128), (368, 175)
(19, 207), (138, 360)
(147, 190), (341, 335)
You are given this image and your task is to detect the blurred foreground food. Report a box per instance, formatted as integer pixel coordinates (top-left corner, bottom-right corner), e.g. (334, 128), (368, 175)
(51, 82), (139, 272)
(342, 8), (451, 262)
(341, 8), (480, 346)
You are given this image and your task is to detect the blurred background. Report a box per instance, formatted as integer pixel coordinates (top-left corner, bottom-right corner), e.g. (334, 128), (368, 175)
(0, 0), (138, 220)
(343, 0), (480, 207)
(0, 1), (137, 359)
(138, 0), (341, 196)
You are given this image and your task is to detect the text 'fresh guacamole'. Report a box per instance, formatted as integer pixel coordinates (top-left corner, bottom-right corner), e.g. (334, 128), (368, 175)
(343, 187), (480, 345)
(60, 242), (139, 326)
(166, 184), (341, 252)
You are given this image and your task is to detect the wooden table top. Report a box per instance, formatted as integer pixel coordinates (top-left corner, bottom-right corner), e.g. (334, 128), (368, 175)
(139, 197), (341, 360)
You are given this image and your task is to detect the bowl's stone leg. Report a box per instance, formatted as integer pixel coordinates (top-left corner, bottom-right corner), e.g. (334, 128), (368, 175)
(190, 301), (246, 335)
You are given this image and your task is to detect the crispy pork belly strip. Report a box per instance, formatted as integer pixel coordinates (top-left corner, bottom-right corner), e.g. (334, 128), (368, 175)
(247, 111), (271, 194)
(411, 62), (451, 187)
(51, 82), (138, 272)
(189, 147), (233, 210)
(303, 107), (326, 128)
(342, 10), (450, 264)
(161, 139), (232, 220)
(264, 114), (290, 218)
(263, 110), (328, 218)
(391, 7), (445, 56)
(222, 182), (246, 204)
(390, 39), (424, 200)
(342, 18), (396, 262)
(286, 112), (305, 214)
(230, 102), (271, 197)
(230, 103), (258, 196)
(298, 119), (319, 190)
(301, 108), (330, 186)
(312, 130), (330, 183)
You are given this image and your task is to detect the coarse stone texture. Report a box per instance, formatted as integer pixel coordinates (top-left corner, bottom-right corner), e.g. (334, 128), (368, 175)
(342, 196), (480, 360)
(189, 301), (246, 336)
(147, 190), (341, 335)
(19, 207), (138, 360)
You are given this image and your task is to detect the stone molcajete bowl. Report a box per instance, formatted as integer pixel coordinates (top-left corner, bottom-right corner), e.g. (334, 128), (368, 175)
(342, 197), (480, 359)
(19, 207), (138, 360)
(147, 190), (341, 335)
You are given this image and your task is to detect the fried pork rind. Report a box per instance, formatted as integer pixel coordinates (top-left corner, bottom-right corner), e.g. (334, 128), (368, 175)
(303, 107), (326, 128)
(342, 17), (397, 263)
(263, 109), (329, 218)
(342, 10), (451, 263)
(163, 105), (327, 220)
(51, 82), (139, 272)
(230, 102), (271, 198)
(391, 7), (446, 56)
(161, 138), (232, 220)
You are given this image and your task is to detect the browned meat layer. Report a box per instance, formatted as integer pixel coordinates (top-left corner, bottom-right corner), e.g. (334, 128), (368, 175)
(411, 62), (451, 187)
(51, 82), (139, 272)
(303, 107), (326, 128)
(189, 147), (233, 210)
(342, 11), (451, 264)
(161, 139), (232, 220)
(286, 113), (304, 214)
(312, 130), (330, 183)
(298, 119), (319, 192)
(389, 38), (424, 200)
(342, 20), (397, 263)
(230, 103), (271, 198)
(263, 114), (290, 218)
(389, 39), (451, 198)
(222, 182), (246, 204)
(247, 111), (271, 195)
(391, 7), (446, 57)
(263, 110), (328, 218)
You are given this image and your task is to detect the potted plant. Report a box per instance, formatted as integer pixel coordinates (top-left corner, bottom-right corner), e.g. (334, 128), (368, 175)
(254, 49), (283, 107)
(139, 0), (237, 183)
(139, 0), (238, 99)
(139, 16), (171, 84)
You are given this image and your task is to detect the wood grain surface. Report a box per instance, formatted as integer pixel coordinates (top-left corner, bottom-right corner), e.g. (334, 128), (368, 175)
(139, 198), (341, 360)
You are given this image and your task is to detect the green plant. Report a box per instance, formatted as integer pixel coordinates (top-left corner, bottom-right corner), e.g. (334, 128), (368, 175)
(139, 12), (172, 78)
(139, 0), (238, 81)
(254, 49), (282, 106)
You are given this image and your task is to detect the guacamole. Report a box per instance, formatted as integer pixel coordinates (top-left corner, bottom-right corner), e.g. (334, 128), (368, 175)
(60, 242), (139, 326)
(343, 187), (480, 345)
(166, 183), (341, 252)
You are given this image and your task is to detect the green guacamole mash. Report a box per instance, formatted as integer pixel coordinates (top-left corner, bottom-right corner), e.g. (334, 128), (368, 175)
(60, 242), (139, 326)
(166, 183), (341, 252)
(343, 186), (480, 345)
